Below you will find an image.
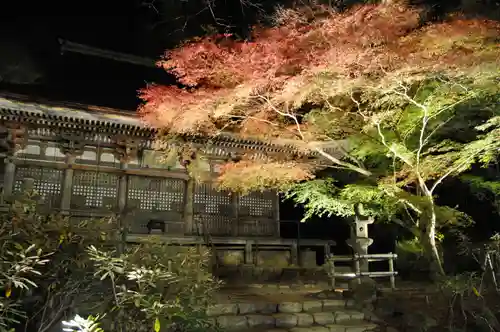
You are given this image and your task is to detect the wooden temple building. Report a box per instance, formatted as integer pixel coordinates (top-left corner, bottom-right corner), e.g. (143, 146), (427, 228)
(0, 92), (335, 272)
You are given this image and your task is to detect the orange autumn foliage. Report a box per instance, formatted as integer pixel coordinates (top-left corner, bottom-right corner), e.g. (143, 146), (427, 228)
(138, 2), (500, 191)
(216, 160), (315, 194)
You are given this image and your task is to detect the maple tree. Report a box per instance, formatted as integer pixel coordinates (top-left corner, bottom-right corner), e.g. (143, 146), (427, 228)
(139, 2), (500, 276)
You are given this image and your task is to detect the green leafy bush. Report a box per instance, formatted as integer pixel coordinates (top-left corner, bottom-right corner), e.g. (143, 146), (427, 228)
(87, 241), (222, 332)
(395, 237), (431, 276)
(0, 190), (221, 332)
(0, 190), (112, 332)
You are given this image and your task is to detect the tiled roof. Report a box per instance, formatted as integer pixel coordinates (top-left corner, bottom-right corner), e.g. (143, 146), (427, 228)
(0, 93), (303, 154)
(0, 94), (149, 133)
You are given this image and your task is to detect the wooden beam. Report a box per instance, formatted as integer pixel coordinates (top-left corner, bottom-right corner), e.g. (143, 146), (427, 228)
(126, 234), (336, 246)
(59, 39), (158, 68)
(11, 158), (190, 180)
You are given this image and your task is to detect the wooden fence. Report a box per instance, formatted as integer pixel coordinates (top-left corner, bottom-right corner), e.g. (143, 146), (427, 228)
(325, 253), (398, 289)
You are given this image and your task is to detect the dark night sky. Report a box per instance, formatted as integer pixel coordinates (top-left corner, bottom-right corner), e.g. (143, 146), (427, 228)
(0, 0), (280, 109)
(1, 0), (497, 109)
(1, 1), (177, 109)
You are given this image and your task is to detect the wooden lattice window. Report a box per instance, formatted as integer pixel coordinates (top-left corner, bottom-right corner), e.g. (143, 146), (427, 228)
(71, 171), (118, 209)
(194, 182), (233, 215)
(239, 191), (274, 218)
(14, 167), (63, 207)
(127, 176), (185, 211)
(193, 182), (233, 235)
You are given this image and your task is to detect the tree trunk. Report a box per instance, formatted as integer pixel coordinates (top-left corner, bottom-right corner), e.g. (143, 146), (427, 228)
(419, 204), (445, 280)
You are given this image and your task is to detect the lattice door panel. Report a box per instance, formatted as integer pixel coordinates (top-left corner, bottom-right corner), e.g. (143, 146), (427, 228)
(194, 214), (232, 236)
(127, 176), (185, 211)
(194, 182), (234, 235)
(239, 191), (275, 218)
(71, 171), (118, 209)
(14, 167), (63, 207)
(194, 182), (233, 216)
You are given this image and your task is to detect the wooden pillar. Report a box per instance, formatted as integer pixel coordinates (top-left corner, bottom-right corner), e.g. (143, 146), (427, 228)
(184, 178), (195, 235)
(389, 253), (396, 289)
(291, 241), (299, 266)
(2, 125), (27, 201)
(274, 191), (280, 237)
(111, 135), (138, 245)
(2, 156), (15, 201)
(60, 154), (76, 211)
(58, 131), (86, 212)
(111, 136), (137, 213)
(244, 240), (254, 264)
(231, 192), (239, 236)
(324, 243), (331, 257)
(118, 161), (128, 212)
(117, 161), (129, 254)
(113, 137), (144, 254)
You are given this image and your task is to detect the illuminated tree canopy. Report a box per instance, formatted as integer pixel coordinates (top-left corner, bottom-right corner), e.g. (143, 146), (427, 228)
(139, 2), (500, 275)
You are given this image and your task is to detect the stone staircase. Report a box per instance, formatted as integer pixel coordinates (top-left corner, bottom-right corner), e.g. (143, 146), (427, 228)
(207, 298), (378, 332)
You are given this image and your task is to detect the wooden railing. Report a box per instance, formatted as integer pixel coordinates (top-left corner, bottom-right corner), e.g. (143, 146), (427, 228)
(325, 253), (398, 289)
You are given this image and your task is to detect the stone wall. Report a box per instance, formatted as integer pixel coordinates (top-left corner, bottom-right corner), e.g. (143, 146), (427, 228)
(217, 250), (245, 266)
(214, 249), (332, 285)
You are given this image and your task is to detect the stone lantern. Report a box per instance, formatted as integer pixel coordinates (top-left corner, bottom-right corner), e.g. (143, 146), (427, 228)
(346, 203), (374, 273)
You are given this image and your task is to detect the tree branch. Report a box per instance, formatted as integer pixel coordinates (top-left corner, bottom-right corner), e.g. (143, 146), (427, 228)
(258, 94), (373, 176)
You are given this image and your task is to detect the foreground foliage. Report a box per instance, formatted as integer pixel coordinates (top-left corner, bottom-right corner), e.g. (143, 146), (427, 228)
(87, 242), (220, 332)
(0, 191), (112, 332)
(376, 234), (500, 332)
(0, 191), (220, 332)
(139, 2), (499, 275)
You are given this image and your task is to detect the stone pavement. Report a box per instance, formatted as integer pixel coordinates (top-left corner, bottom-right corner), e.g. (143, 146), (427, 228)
(207, 297), (379, 332)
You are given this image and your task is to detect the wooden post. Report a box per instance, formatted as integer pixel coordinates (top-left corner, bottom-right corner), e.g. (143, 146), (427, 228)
(112, 138), (137, 253)
(324, 243), (331, 257)
(274, 191), (280, 237)
(2, 125), (26, 201)
(58, 131), (86, 212)
(291, 241), (299, 266)
(328, 255), (336, 288)
(2, 157), (15, 201)
(184, 178), (195, 235)
(231, 192), (239, 236)
(117, 162), (128, 212)
(60, 154), (76, 211)
(244, 240), (254, 264)
(388, 253), (396, 290)
(117, 161), (129, 253)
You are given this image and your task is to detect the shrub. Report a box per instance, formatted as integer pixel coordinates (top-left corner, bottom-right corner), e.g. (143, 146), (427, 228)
(0, 190), (221, 332)
(87, 241), (222, 332)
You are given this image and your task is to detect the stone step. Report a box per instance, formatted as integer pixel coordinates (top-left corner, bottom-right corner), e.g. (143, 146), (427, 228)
(244, 282), (350, 290)
(213, 311), (367, 330)
(207, 300), (374, 331)
(220, 319), (377, 332)
(251, 320), (379, 332)
(207, 299), (354, 316)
